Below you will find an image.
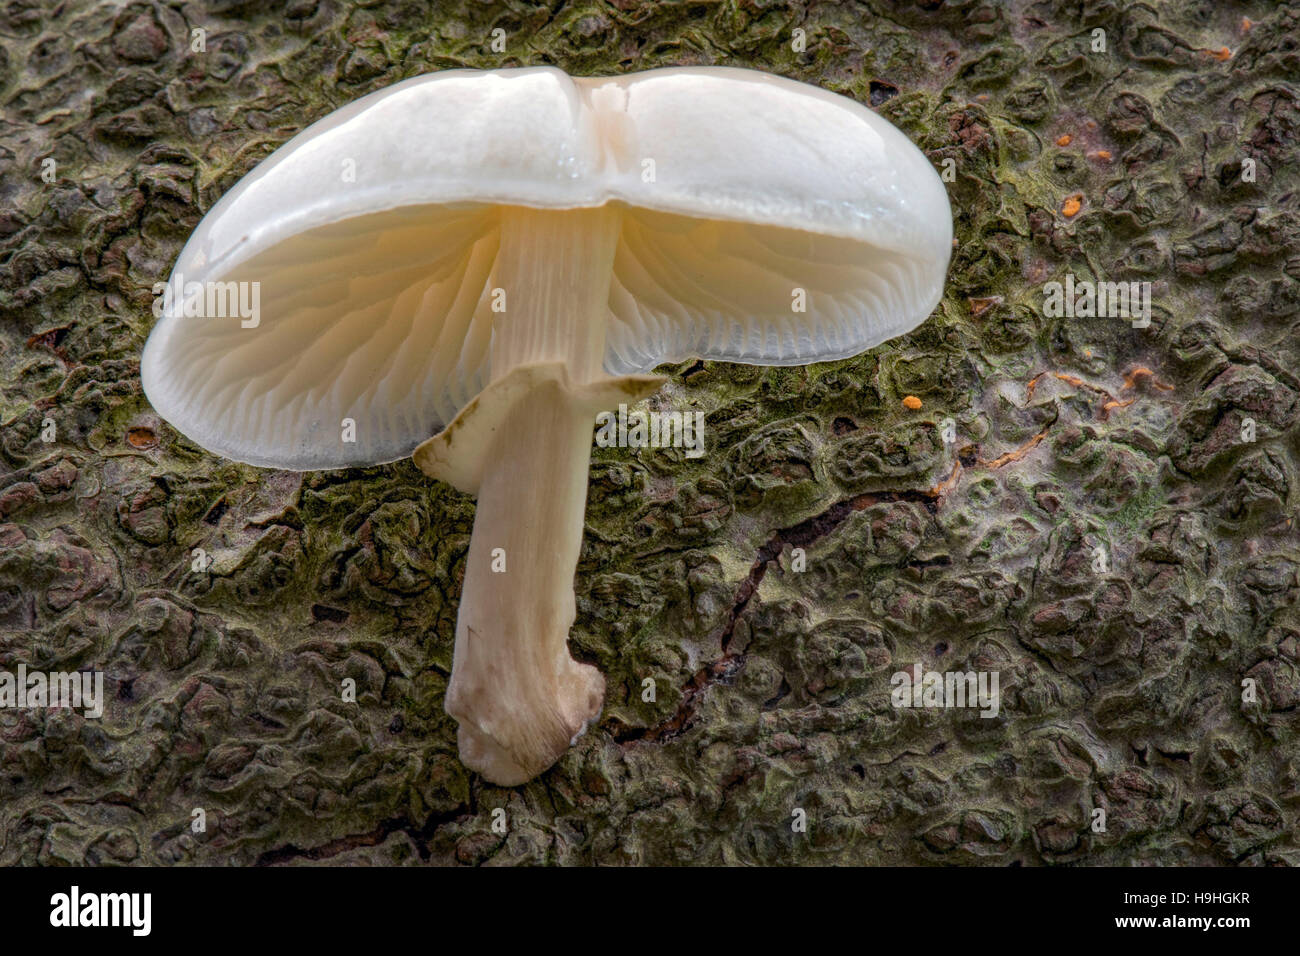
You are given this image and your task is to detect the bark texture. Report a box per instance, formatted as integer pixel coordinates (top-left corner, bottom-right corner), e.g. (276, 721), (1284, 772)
(1, 0), (1299, 865)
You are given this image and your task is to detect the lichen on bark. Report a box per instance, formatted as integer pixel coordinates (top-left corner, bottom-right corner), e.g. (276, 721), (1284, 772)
(1, 0), (1299, 865)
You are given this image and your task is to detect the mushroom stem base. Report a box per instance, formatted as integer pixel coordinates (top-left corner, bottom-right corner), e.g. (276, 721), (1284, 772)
(434, 363), (660, 785)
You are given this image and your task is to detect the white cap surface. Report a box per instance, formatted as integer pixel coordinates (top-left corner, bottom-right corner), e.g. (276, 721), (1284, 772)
(142, 66), (952, 470)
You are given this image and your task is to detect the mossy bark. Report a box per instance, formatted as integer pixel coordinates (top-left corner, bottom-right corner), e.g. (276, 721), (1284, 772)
(1, 0), (1299, 865)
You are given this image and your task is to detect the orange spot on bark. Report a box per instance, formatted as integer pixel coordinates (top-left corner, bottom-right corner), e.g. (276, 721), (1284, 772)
(1062, 194), (1083, 217)
(1090, 149), (1112, 161)
(1203, 46), (1232, 61)
(1123, 367), (1174, 391)
(126, 427), (157, 449)
(1024, 365), (1174, 422)
(968, 296), (1002, 316)
(980, 430), (1047, 469)
(902, 395), (923, 410)
(930, 461), (963, 498)
(1055, 134), (1072, 147)
(1027, 370), (1115, 403)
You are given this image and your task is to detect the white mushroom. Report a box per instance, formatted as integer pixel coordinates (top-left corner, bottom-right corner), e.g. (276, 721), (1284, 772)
(141, 66), (952, 785)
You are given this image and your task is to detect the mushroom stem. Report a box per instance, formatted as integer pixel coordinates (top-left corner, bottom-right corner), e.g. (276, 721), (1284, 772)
(443, 204), (624, 785)
(487, 205), (619, 383)
(448, 377), (605, 783)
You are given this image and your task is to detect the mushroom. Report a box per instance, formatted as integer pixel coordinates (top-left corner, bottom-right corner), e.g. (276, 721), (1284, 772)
(141, 66), (952, 785)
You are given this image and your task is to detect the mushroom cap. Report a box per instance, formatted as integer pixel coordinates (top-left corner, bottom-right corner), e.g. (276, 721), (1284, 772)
(142, 66), (952, 471)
